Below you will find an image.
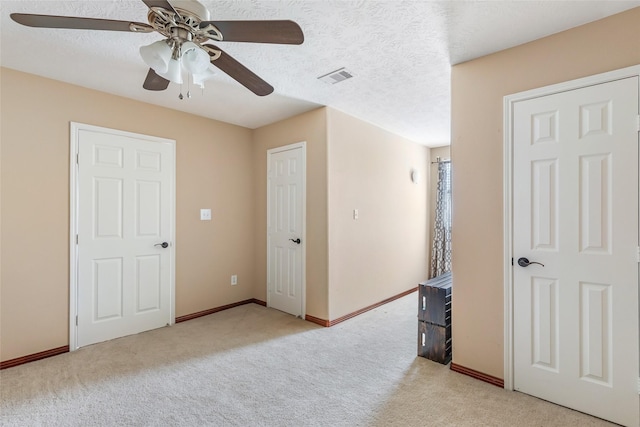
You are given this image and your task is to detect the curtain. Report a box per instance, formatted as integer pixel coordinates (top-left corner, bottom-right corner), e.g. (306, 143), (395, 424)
(430, 161), (452, 278)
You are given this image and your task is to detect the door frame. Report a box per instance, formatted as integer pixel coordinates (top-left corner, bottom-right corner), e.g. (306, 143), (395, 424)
(266, 141), (307, 318)
(502, 65), (640, 390)
(69, 122), (176, 351)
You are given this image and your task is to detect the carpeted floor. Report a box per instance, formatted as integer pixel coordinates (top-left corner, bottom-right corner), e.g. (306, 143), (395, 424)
(0, 292), (614, 426)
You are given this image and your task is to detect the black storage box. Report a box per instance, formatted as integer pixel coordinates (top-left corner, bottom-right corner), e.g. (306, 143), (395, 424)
(417, 272), (452, 364)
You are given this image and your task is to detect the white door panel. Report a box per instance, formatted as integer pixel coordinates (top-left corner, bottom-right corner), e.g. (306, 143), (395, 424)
(76, 127), (174, 348)
(513, 77), (639, 426)
(267, 144), (305, 317)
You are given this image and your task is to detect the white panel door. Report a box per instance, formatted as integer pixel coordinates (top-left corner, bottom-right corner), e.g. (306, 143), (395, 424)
(513, 77), (639, 426)
(267, 144), (305, 317)
(77, 127), (174, 348)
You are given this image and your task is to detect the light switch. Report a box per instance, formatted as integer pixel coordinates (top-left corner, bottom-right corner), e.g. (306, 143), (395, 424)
(200, 209), (211, 221)
(353, 209), (359, 220)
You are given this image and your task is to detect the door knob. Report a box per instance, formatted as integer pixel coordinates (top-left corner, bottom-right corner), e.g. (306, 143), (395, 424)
(289, 238), (301, 244)
(517, 257), (544, 267)
(154, 242), (169, 248)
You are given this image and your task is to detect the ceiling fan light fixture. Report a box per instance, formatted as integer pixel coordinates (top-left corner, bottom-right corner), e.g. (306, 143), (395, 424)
(193, 68), (216, 88)
(181, 41), (210, 74)
(139, 40), (173, 74)
(159, 57), (183, 84)
(10, 4), (304, 97)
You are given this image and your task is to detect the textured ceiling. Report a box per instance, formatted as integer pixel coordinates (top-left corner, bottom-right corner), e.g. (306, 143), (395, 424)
(1, 1), (638, 146)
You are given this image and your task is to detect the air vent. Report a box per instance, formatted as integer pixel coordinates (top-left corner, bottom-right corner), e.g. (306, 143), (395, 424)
(318, 67), (354, 84)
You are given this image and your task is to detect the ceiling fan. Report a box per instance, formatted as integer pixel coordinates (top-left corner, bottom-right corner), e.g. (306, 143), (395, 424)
(10, 0), (304, 96)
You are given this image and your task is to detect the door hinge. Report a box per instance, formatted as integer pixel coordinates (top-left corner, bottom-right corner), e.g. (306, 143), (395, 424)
(636, 246), (640, 263)
(76, 234), (78, 245)
(637, 115), (640, 132)
(75, 315), (78, 326)
(76, 153), (79, 164)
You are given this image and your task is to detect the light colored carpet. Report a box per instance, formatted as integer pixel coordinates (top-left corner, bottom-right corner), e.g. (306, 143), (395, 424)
(0, 292), (613, 426)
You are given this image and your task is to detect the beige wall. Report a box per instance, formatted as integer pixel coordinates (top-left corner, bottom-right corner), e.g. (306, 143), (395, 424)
(251, 108), (329, 320)
(1, 70), (431, 362)
(0, 68), (255, 361)
(0, 67), (3, 360)
(451, 7), (640, 378)
(428, 145), (450, 275)
(326, 108), (429, 320)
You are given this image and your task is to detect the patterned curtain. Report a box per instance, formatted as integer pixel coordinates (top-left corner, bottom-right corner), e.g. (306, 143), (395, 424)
(430, 161), (452, 278)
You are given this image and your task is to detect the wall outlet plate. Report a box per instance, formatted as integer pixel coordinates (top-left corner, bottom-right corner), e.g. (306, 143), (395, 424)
(200, 209), (211, 221)
(231, 275), (237, 285)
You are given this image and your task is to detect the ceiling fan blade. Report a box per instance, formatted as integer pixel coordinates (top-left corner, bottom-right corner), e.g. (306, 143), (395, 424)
(143, 69), (170, 91)
(201, 20), (304, 45)
(10, 13), (153, 32)
(141, 0), (178, 16)
(206, 45), (274, 96)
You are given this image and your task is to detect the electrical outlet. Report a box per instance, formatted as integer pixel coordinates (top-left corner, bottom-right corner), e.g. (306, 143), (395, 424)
(200, 209), (212, 221)
(231, 275), (237, 286)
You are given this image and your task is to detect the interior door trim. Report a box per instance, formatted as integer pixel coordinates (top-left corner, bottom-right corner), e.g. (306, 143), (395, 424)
(68, 122), (176, 351)
(502, 64), (640, 390)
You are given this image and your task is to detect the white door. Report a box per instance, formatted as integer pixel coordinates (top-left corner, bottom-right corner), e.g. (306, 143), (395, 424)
(512, 77), (639, 426)
(75, 125), (175, 348)
(267, 143), (305, 317)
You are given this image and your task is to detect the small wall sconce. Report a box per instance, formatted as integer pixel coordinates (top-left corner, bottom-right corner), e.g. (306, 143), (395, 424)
(410, 168), (420, 184)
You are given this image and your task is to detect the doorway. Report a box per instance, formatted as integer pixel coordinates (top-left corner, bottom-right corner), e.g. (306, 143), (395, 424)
(70, 123), (176, 350)
(504, 67), (640, 426)
(266, 142), (306, 317)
